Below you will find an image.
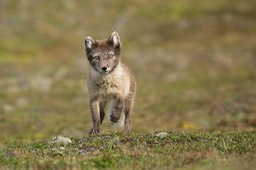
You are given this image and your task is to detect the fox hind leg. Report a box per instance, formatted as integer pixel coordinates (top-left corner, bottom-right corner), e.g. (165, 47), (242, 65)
(124, 110), (130, 133)
(123, 95), (135, 133)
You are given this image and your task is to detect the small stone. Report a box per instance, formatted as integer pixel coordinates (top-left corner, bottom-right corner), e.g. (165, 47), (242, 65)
(52, 136), (72, 145)
(59, 147), (66, 150)
(155, 132), (168, 139)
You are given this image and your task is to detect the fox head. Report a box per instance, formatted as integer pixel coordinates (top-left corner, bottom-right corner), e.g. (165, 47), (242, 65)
(84, 31), (121, 75)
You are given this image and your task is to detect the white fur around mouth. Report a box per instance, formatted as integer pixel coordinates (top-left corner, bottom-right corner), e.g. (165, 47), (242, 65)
(100, 70), (110, 75)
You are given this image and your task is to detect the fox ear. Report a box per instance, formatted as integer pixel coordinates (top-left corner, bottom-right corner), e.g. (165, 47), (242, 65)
(108, 31), (121, 48)
(85, 36), (96, 51)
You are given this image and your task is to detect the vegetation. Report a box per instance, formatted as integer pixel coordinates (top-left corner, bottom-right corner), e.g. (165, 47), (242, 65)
(0, 0), (255, 169)
(1, 131), (256, 169)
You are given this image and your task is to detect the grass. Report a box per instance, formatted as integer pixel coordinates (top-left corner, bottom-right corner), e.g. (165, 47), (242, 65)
(0, 0), (256, 169)
(0, 131), (255, 169)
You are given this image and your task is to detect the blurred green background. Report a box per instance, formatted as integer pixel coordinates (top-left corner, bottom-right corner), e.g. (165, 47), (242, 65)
(0, 0), (256, 145)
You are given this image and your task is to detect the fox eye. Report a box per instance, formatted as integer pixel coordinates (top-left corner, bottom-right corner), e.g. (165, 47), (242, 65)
(108, 54), (114, 58)
(92, 55), (99, 60)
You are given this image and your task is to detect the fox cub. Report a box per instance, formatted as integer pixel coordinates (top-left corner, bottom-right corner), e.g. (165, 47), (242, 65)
(84, 31), (136, 135)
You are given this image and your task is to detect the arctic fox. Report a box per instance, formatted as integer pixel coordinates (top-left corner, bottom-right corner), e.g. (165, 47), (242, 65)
(84, 31), (136, 135)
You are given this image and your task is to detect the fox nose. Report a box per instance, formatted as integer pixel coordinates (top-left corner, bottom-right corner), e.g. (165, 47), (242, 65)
(102, 66), (108, 71)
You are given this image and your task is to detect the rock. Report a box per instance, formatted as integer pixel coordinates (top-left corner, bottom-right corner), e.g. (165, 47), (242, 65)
(52, 136), (72, 145)
(155, 132), (168, 139)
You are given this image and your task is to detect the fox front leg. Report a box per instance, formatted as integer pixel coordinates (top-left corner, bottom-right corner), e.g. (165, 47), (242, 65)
(89, 99), (101, 135)
(110, 98), (123, 123)
(99, 101), (107, 124)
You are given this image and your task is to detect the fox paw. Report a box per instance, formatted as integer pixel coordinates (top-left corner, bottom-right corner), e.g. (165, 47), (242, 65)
(124, 124), (130, 133)
(110, 114), (120, 123)
(89, 128), (101, 136)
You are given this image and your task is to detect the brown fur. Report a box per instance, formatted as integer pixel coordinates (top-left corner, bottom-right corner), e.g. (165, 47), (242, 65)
(84, 32), (136, 135)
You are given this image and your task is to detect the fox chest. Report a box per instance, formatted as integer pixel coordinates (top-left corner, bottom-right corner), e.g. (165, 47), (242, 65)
(89, 76), (123, 99)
